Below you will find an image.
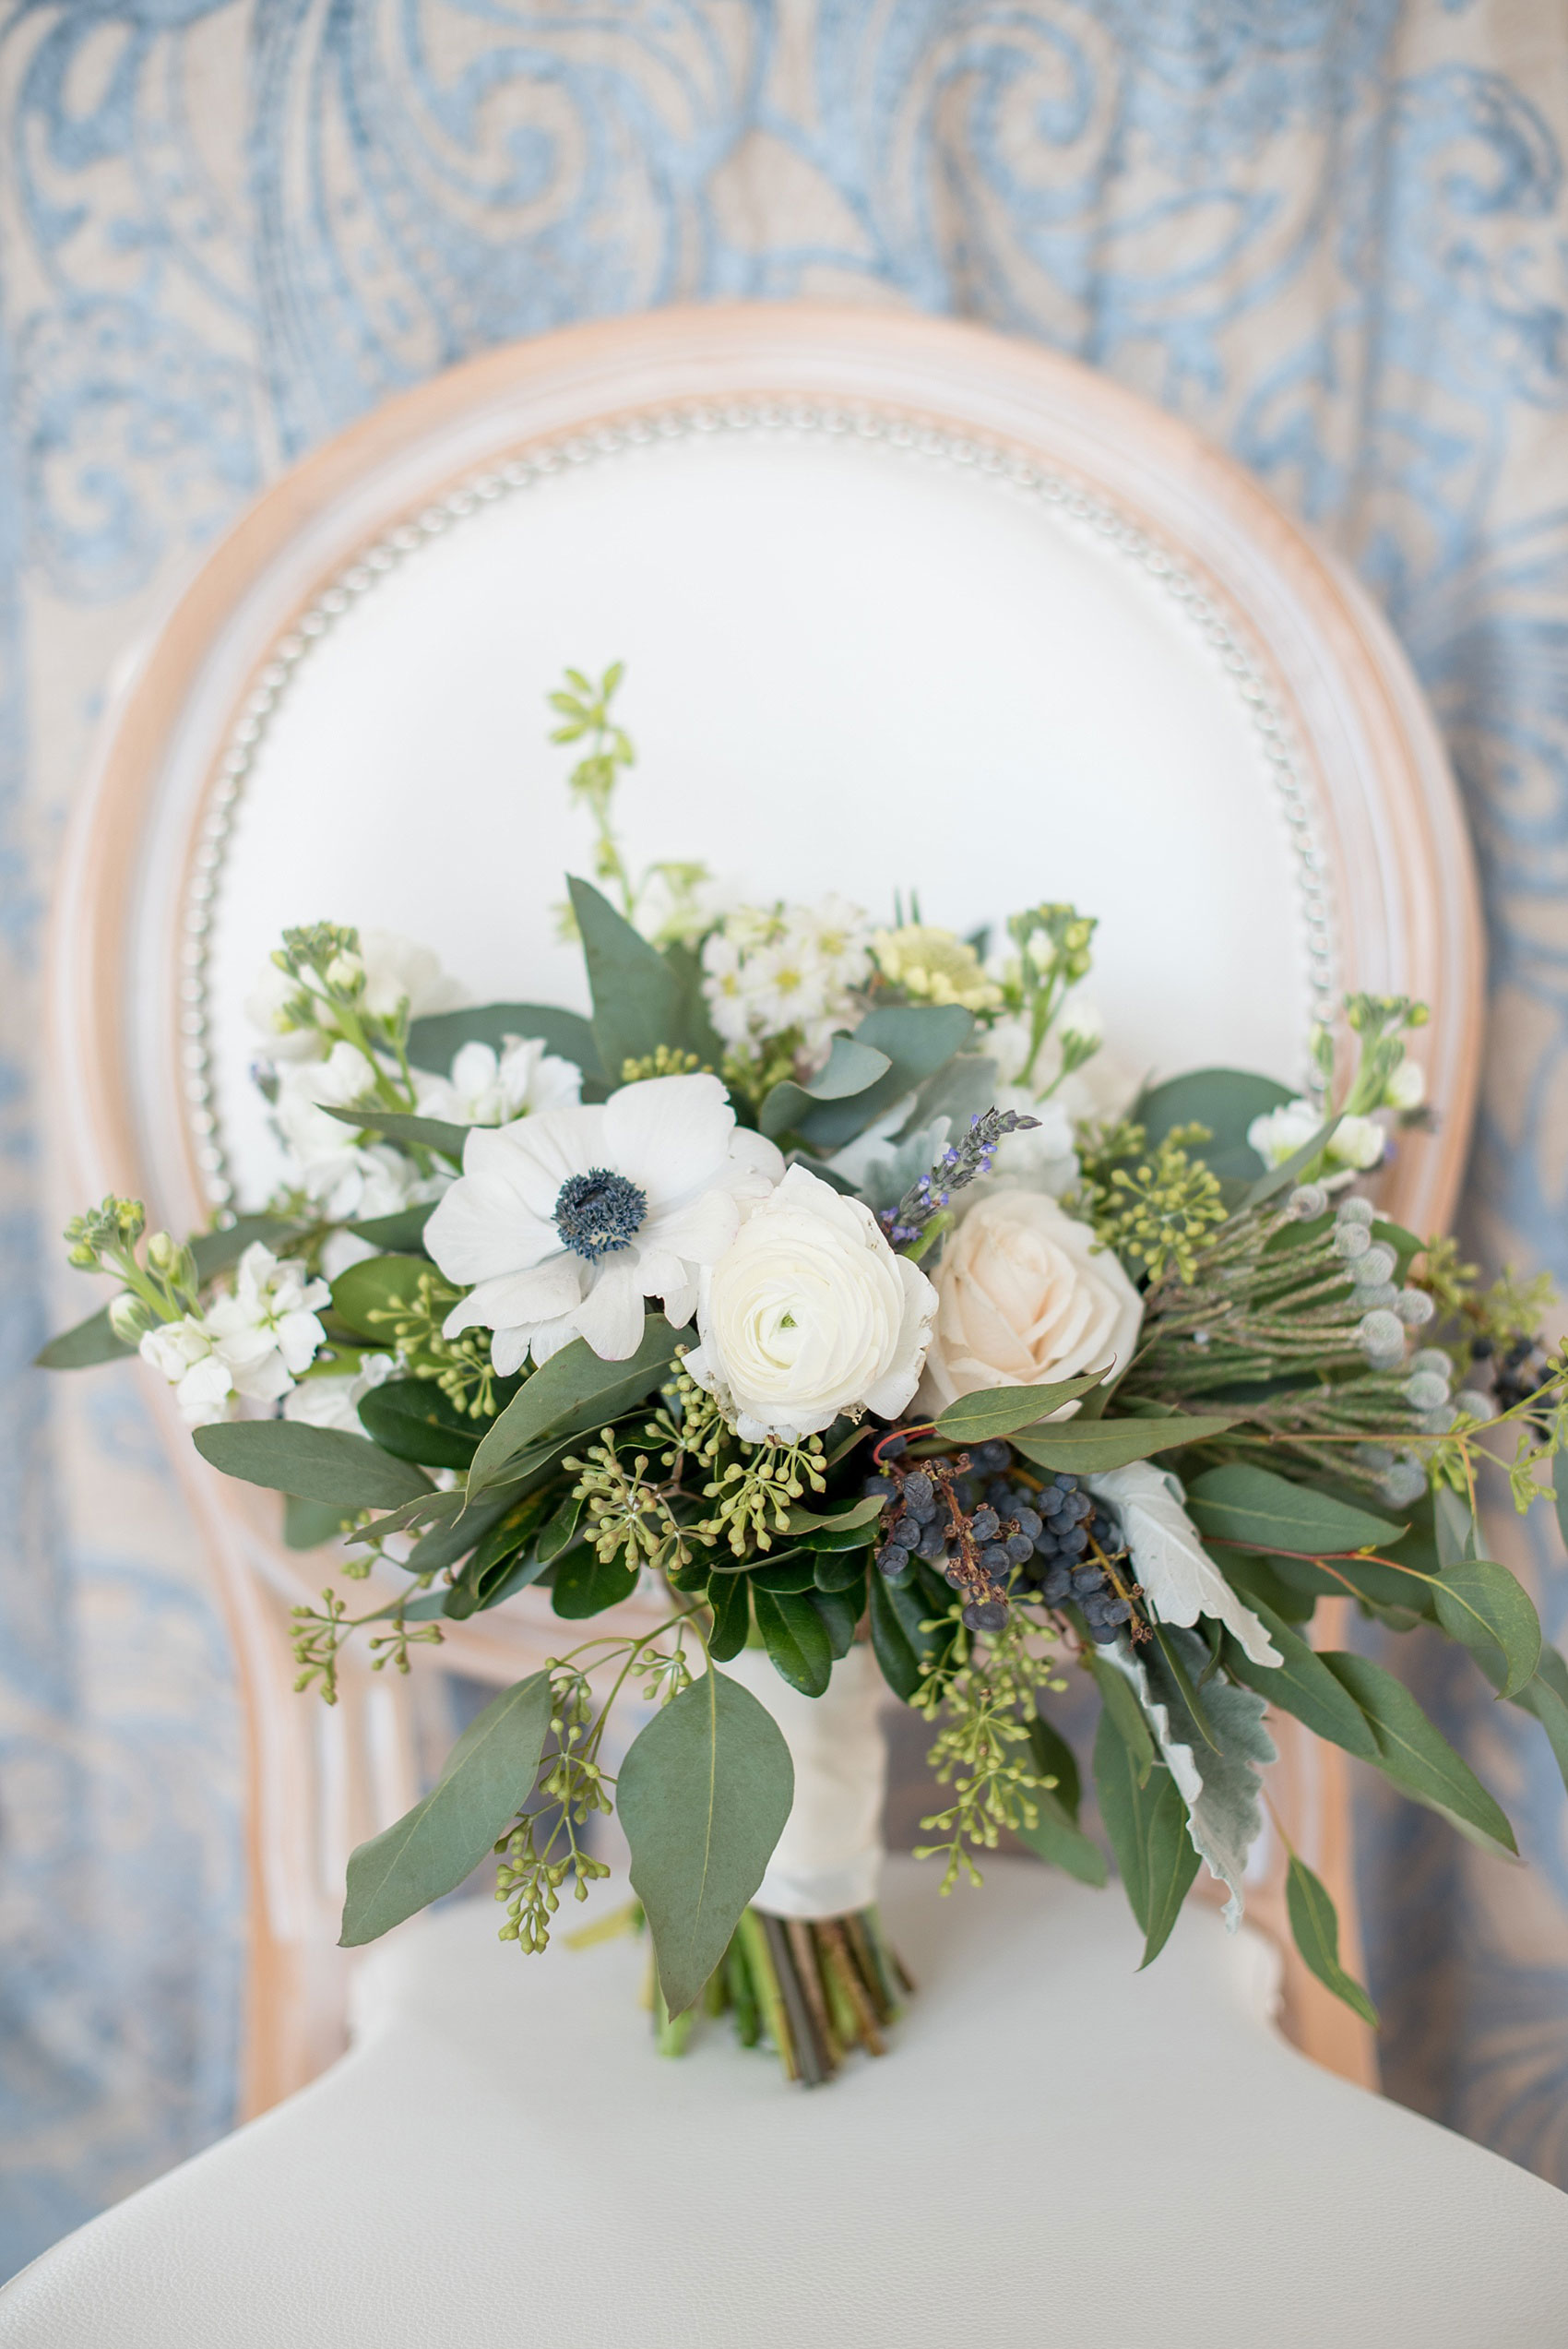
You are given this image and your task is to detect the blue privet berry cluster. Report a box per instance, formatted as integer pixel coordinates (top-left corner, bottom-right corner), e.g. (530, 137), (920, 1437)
(867, 1436), (1146, 1649)
(883, 1108), (1041, 1247)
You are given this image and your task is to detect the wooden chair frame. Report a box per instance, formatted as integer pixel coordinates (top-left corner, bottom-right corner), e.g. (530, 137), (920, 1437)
(49, 304), (1483, 2116)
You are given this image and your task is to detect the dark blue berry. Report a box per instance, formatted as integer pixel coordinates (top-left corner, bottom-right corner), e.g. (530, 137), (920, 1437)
(1040, 1569), (1073, 1603)
(972, 1440), (1011, 1473)
(1015, 1508), (1042, 1542)
(1088, 1621), (1120, 1645)
(903, 1471), (933, 1512)
(950, 1475), (977, 1512)
(881, 1435), (909, 1460)
(1005, 1532), (1035, 1566)
(891, 1515), (921, 1549)
(1052, 1474), (1079, 1494)
(962, 1599), (1009, 1633)
(1070, 1565), (1104, 1596)
(1102, 1598), (1133, 1627)
(877, 1544), (910, 1579)
(1080, 1593), (1111, 1626)
(1062, 1527), (1089, 1556)
(863, 1473), (897, 1500)
(917, 1523), (947, 1563)
(944, 1562), (966, 1588)
(980, 1543), (1011, 1573)
(970, 1507), (1000, 1541)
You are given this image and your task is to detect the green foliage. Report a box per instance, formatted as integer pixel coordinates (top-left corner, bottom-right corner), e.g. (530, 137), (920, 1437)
(1222, 1599), (1379, 1759)
(619, 1669), (795, 2017)
(193, 1418), (432, 1508)
(752, 1587), (833, 1696)
(550, 1541), (641, 1619)
(757, 1031), (891, 1140)
(406, 1002), (604, 1088)
(1286, 1857), (1379, 2026)
(332, 1254), (510, 1419)
(1092, 1709), (1200, 1966)
(466, 1316), (680, 1495)
(1321, 1651), (1518, 1858)
(1012, 1413), (1241, 1474)
(549, 662), (640, 915)
(910, 1612), (1067, 1891)
(790, 1004), (974, 1151)
(493, 1667), (615, 1950)
(1134, 1067), (1295, 1181)
(932, 1370), (1109, 1443)
(357, 1377), (481, 1471)
(567, 877), (722, 1085)
(1431, 1558), (1541, 1701)
(339, 1674), (553, 1946)
(1185, 1464), (1405, 1556)
(1071, 1117), (1228, 1282)
(319, 1103), (469, 1162)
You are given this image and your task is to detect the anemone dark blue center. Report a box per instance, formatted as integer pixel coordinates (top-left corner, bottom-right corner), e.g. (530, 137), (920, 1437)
(553, 1167), (647, 1261)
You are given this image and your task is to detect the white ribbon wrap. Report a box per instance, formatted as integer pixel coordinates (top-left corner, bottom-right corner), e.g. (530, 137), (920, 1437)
(720, 1643), (888, 1919)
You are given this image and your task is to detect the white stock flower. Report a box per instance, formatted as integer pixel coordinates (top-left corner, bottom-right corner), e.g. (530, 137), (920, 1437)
(418, 1036), (581, 1128)
(1384, 1056), (1426, 1112)
(1248, 1097), (1386, 1182)
(701, 898), (872, 1060)
(917, 1188), (1142, 1417)
(1330, 1113), (1386, 1173)
(244, 926), (465, 1062)
(139, 1245), (330, 1426)
(273, 1040), (434, 1222)
(425, 1073), (783, 1371)
(283, 1353), (396, 1434)
(685, 1164), (937, 1444)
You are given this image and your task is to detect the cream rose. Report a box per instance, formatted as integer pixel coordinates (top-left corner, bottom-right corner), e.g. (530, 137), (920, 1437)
(917, 1188), (1143, 1416)
(685, 1164), (936, 1443)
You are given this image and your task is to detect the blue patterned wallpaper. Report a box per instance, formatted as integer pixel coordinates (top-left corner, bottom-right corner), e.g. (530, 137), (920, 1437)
(2, 0), (1565, 2275)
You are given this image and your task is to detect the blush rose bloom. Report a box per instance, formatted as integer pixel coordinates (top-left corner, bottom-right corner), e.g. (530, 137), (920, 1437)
(917, 1189), (1143, 1417)
(685, 1165), (937, 1443)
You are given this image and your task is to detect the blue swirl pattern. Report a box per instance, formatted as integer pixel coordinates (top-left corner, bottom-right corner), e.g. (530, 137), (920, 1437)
(2, 0), (1565, 2271)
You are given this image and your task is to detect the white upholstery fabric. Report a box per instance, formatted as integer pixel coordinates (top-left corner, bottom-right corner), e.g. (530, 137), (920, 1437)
(5, 1858), (1564, 2347)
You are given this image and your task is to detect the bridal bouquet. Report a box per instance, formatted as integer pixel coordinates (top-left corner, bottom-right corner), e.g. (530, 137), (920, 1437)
(48, 666), (1568, 2084)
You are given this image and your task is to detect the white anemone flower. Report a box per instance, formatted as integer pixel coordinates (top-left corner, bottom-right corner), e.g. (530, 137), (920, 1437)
(418, 1036), (582, 1128)
(425, 1072), (784, 1370)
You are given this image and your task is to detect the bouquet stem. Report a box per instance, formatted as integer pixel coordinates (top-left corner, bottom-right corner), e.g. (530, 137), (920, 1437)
(659, 1902), (912, 2085)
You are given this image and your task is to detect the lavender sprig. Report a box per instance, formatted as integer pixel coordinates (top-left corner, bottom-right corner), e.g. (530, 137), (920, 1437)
(882, 1107), (1040, 1247)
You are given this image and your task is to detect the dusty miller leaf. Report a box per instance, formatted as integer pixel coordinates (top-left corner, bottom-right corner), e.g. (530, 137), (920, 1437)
(1087, 1461), (1282, 1668)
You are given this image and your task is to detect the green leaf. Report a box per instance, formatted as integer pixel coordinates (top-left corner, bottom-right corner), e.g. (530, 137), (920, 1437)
(706, 1572), (751, 1663)
(193, 1419), (432, 1508)
(1012, 1413), (1241, 1474)
(567, 876), (697, 1078)
(619, 1668), (795, 2017)
(1510, 1670), (1568, 1798)
(1433, 1486), (1480, 1568)
(283, 1495), (358, 1551)
(1286, 1856), (1379, 2027)
(36, 1213), (315, 1368)
(1222, 1598), (1379, 1759)
(783, 1494), (885, 1536)
(808, 1586), (861, 1660)
(1555, 1452), (1568, 1556)
(339, 1673), (552, 1946)
(758, 1033), (892, 1139)
(1321, 1651), (1519, 1858)
(1092, 1711), (1198, 1964)
(932, 1370), (1111, 1444)
(403, 1482), (529, 1577)
(466, 1317), (679, 1496)
(1185, 1463), (1406, 1557)
(550, 1542), (639, 1619)
(357, 1378), (481, 1471)
(753, 1587), (833, 1697)
(814, 1547), (871, 1595)
(1027, 1711), (1082, 1819)
(344, 1204), (434, 1253)
(320, 1103), (470, 1161)
(407, 1003), (605, 1087)
(1134, 1068), (1294, 1181)
(659, 938), (727, 1069)
(1217, 1548), (1318, 1624)
(1089, 1651), (1156, 1783)
(795, 1004), (975, 1150)
(746, 1551), (822, 1594)
(536, 1490), (584, 1566)
(330, 1253), (436, 1341)
(1014, 1785), (1108, 1887)
(1432, 1558), (1541, 1701)
(868, 1570), (923, 1701)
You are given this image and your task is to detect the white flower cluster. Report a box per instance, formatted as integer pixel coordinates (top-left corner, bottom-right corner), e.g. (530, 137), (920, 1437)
(978, 1006), (1137, 1196)
(139, 1244), (330, 1427)
(1247, 1097), (1387, 1181)
(247, 931), (580, 1230)
(700, 898), (873, 1063)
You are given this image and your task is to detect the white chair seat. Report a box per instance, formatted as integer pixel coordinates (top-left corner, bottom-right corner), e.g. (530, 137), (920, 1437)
(6, 1858), (1564, 2348)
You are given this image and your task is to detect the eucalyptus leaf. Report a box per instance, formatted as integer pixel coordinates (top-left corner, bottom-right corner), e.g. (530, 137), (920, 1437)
(1013, 1413), (1241, 1474)
(1135, 1067), (1295, 1180)
(344, 1204), (434, 1253)
(707, 1572), (751, 1663)
(193, 1419), (433, 1508)
(619, 1669), (794, 2016)
(35, 1306), (133, 1370)
(1286, 1856), (1379, 2026)
(1088, 1651), (1156, 1782)
(1240, 1115), (1344, 1210)
(814, 1547), (871, 1595)
(1014, 1785), (1108, 1888)
(536, 1491), (584, 1566)
(1092, 1711), (1199, 1966)
(1433, 1486), (1480, 1569)
(567, 876), (719, 1079)
(869, 1571), (923, 1702)
(1185, 1463), (1405, 1557)
(1431, 1557), (1541, 1701)
(795, 1004), (974, 1150)
(1222, 1597), (1380, 1760)
(784, 1494), (885, 1536)
(550, 1543), (639, 1619)
(753, 1587), (832, 1697)
(283, 1495), (358, 1551)
(466, 1317), (679, 1496)
(331, 1254), (438, 1342)
(758, 1033), (892, 1140)
(1510, 1667), (1568, 1797)
(339, 1673), (552, 1946)
(1028, 1711), (1083, 1819)
(357, 1378), (481, 1471)
(933, 1370), (1110, 1444)
(1322, 1651), (1518, 1858)
(1555, 1453), (1568, 1558)
(809, 1586), (861, 1660)
(407, 1002), (604, 1086)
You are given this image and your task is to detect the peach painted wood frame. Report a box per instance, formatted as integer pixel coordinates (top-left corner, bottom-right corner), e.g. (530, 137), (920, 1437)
(51, 304), (1483, 2115)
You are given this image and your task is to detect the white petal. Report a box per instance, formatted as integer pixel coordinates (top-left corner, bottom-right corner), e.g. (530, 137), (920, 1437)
(572, 1263), (648, 1360)
(444, 1258), (582, 1337)
(603, 1073), (733, 1207)
(425, 1165), (559, 1284)
(646, 1186), (742, 1266)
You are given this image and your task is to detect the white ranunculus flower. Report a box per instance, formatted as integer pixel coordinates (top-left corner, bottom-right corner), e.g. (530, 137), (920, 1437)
(140, 1245), (331, 1426)
(418, 1036), (582, 1128)
(426, 1073), (784, 1371)
(916, 1188), (1142, 1417)
(685, 1164), (937, 1444)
